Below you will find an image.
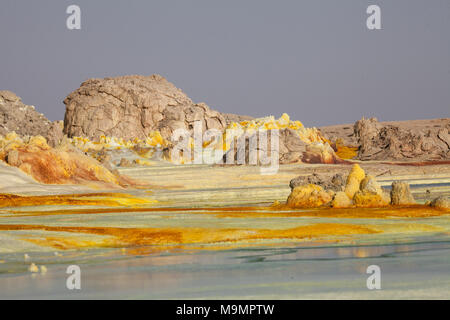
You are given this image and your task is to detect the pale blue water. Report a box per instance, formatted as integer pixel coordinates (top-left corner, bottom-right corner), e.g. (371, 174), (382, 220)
(1, 237), (449, 299)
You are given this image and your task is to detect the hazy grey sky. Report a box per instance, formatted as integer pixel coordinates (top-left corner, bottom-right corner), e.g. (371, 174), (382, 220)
(1, 0), (449, 126)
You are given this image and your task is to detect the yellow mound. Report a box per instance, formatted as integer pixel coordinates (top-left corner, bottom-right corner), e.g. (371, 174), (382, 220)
(286, 184), (333, 208)
(0, 134), (139, 187)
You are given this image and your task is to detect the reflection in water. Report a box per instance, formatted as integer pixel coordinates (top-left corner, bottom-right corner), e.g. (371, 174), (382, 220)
(1, 241), (449, 299)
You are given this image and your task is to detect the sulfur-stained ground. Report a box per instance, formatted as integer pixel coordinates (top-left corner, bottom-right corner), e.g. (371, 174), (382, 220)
(0, 162), (449, 299)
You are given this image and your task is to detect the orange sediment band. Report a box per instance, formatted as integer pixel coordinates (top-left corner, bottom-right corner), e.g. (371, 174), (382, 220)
(0, 223), (379, 250)
(3, 203), (448, 219)
(0, 193), (156, 208)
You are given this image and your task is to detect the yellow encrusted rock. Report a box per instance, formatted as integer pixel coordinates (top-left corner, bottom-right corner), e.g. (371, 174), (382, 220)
(28, 135), (51, 150)
(353, 190), (389, 207)
(286, 184), (333, 208)
(331, 191), (353, 208)
(344, 164), (366, 199)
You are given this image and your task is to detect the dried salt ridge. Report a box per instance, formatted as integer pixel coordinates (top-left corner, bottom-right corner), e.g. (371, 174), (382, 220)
(63, 74), (227, 142)
(0, 91), (64, 146)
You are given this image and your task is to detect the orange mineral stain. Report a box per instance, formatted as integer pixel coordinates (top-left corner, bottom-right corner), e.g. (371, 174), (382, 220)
(0, 223), (379, 250)
(5, 203), (448, 219)
(0, 193), (156, 208)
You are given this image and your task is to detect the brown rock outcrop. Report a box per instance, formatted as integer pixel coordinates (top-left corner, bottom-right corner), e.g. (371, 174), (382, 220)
(430, 196), (450, 210)
(222, 113), (254, 125)
(286, 164), (396, 209)
(290, 173), (344, 192)
(0, 91), (64, 146)
(353, 117), (450, 161)
(63, 75), (227, 141)
(390, 181), (416, 205)
(223, 128), (345, 165)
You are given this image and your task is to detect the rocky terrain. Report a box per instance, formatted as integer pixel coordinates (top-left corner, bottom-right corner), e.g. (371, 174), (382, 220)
(320, 117), (450, 161)
(223, 126), (345, 165)
(63, 75), (228, 141)
(0, 91), (64, 146)
(286, 163), (449, 210)
(0, 132), (138, 188)
(0, 75), (448, 191)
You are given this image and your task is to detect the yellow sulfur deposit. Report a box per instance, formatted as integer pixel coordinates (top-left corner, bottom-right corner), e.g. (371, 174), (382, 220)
(0, 223), (379, 251)
(67, 113), (347, 165)
(0, 134), (141, 187)
(331, 191), (353, 208)
(286, 184), (333, 208)
(344, 164), (366, 199)
(226, 113), (325, 143)
(0, 192), (156, 208)
(334, 139), (358, 160)
(353, 190), (389, 207)
(217, 113), (330, 155)
(70, 131), (170, 154)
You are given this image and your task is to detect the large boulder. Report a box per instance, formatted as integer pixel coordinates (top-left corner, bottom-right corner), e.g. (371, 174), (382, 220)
(286, 184), (333, 208)
(0, 91), (63, 146)
(63, 75), (227, 141)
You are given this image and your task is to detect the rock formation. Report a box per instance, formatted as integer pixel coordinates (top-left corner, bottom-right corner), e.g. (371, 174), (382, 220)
(331, 191), (352, 208)
(222, 113), (254, 125)
(222, 114), (346, 165)
(344, 164), (366, 199)
(390, 181), (416, 205)
(353, 117), (450, 161)
(353, 175), (390, 207)
(430, 196), (450, 210)
(286, 164), (400, 208)
(0, 91), (64, 146)
(286, 184), (333, 208)
(289, 173), (344, 192)
(62, 74), (350, 165)
(0, 133), (137, 187)
(63, 75), (227, 142)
